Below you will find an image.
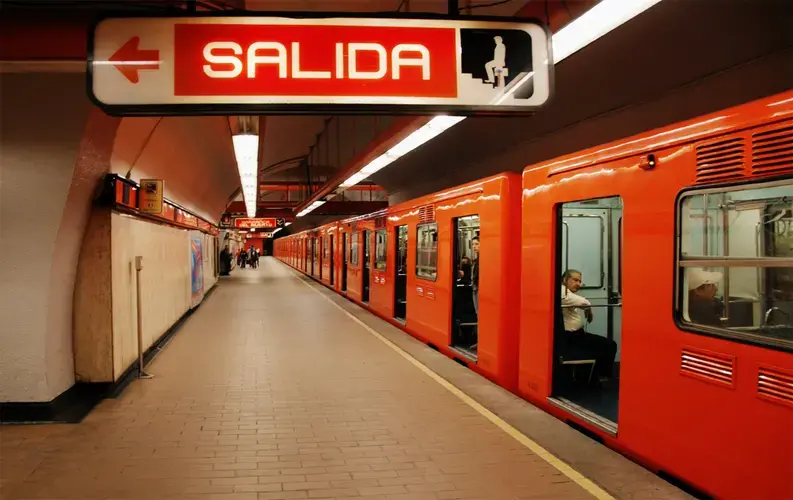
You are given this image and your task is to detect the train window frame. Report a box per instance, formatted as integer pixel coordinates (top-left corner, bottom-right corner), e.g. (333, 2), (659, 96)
(674, 177), (793, 353)
(375, 229), (387, 271)
(416, 222), (439, 282)
(350, 231), (359, 266)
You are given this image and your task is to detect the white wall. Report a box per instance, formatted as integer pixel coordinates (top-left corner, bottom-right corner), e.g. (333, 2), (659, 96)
(111, 214), (193, 379)
(0, 73), (105, 402)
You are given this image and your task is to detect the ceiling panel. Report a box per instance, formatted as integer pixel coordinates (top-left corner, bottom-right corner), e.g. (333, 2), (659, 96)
(369, 0), (793, 202)
(259, 115), (330, 182)
(244, 0), (523, 16)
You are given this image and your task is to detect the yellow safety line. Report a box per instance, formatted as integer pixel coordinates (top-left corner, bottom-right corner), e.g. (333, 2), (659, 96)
(288, 265), (614, 500)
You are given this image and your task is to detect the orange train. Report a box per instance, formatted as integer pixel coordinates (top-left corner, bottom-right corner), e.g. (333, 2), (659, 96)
(276, 91), (793, 500)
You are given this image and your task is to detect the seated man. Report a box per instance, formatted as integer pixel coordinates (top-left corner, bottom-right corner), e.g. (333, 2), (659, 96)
(560, 269), (618, 382)
(687, 268), (724, 327)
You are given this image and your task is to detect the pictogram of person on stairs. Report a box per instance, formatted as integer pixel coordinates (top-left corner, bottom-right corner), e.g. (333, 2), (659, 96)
(484, 36), (507, 87)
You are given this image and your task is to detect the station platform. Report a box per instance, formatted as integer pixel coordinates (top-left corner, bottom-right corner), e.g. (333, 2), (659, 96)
(0, 258), (689, 500)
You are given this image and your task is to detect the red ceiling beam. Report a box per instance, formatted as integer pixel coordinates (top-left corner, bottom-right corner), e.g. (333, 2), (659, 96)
(259, 182), (383, 192)
(311, 200), (388, 216)
(0, 10), (92, 61)
(514, 0), (599, 33)
(293, 116), (428, 214)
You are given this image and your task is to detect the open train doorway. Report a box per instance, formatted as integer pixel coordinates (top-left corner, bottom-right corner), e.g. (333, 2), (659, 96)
(551, 196), (623, 435)
(451, 215), (480, 359)
(363, 230), (371, 303)
(329, 235), (335, 286)
(394, 225), (408, 322)
(341, 233), (348, 293)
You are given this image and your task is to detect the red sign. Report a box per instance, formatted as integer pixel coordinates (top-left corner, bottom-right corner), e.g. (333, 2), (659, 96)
(234, 218), (276, 229)
(175, 24), (457, 99)
(88, 16), (551, 116)
(246, 232), (273, 239)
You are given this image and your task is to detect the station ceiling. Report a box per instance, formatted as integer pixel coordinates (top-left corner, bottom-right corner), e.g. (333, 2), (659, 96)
(3, 0), (790, 230)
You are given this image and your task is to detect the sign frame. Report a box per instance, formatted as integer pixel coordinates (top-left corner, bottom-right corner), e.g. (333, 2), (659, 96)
(234, 217), (278, 229)
(138, 178), (164, 214)
(86, 12), (554, 117)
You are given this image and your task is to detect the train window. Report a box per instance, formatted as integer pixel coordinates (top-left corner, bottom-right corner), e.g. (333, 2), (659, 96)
(375, 230), (387, 271)
(416, 223), (438, 281)
(323, 236), (329, 260)
(678, 179), (793, 350)
(350, 231), (359, 266)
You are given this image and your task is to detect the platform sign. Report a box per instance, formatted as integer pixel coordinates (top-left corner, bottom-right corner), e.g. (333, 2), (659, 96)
(234, 217), (277, 229)
(138, 179), (163, 214)
(87, 15), (552, 116)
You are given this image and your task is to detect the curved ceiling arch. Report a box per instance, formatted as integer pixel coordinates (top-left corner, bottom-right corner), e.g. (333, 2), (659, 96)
(111, 116), (240, 222)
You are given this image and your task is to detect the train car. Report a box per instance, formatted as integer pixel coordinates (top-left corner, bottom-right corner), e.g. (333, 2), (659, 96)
(286, 174), (523, 390)
(317, 223), (338, 288)
(519, 91), (793, 499)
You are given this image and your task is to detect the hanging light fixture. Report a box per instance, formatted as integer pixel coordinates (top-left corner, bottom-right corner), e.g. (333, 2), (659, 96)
(231, 117), (259, 218)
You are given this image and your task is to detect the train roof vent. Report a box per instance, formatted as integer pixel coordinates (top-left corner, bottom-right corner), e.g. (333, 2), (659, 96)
(681, 348), (734, 388)
(751, 121), (793, 178)
(758, 365), (793, 409)
(419, 205), (435, 223)
(695, 135), (747, 184)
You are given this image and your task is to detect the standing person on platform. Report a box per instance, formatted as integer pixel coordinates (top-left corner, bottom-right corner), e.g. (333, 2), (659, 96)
(220, 245), (231, 276)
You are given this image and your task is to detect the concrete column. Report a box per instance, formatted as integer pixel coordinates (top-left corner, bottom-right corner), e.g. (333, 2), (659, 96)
(0, 72), (120, 403)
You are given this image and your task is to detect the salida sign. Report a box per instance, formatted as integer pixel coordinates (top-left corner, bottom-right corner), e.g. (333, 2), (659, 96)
(234, 217), (277, 229)
(88, 15), (552, 115)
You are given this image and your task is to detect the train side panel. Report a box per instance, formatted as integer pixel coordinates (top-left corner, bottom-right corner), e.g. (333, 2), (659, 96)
(520, 92), (793, 499)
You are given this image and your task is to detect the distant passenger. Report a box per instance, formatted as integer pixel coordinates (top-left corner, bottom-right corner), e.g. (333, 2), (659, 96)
(485, 36), (506, 84)
(471, 237), (480, 315)
(220, 245), (232, 276)
(687, 269), (724, 327)
(560, 269), (617, 382)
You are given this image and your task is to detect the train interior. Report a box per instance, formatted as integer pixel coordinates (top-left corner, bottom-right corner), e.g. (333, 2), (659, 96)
(341, 233), (348, 293)
(375, 229), (387, 289)
(329, 235), (335, 285)
(679, 180), (793, 348)
(552, 196), (623, 433)
(394, 225), (408, 322)
(451, 215), (481, 359)
(363, 230), (371, 303)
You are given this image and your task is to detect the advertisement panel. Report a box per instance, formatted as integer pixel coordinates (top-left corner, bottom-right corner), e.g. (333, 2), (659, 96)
(190, 232), (204, 308)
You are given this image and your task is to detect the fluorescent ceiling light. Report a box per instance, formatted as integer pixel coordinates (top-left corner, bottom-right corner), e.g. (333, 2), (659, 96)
(552, 0), (664, 63)
(326, 0), (664, 197)
(296, 200), (326, 218)
(232, 134), (259, 218)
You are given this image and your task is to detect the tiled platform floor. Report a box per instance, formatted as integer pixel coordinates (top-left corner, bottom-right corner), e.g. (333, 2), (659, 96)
(0, 258), (683, 500)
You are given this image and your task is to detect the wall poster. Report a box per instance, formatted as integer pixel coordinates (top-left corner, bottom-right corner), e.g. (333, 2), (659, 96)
(190, 231), (204, 308)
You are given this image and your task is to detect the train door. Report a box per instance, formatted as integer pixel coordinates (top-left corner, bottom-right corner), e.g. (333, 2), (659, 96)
(319, 237), (323, 280)
(451, 215), (480, 359)
(394, 225), (408, 322)
(363, 230), (371, 303)
(552, 195), (623, 434)
(325, 234), (336, 286)
(341, 233), (348, 293)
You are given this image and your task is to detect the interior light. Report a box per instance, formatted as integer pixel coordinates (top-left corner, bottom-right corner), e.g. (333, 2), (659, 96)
(297, 0), (664, 215)
(232, 134), (259, 218)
